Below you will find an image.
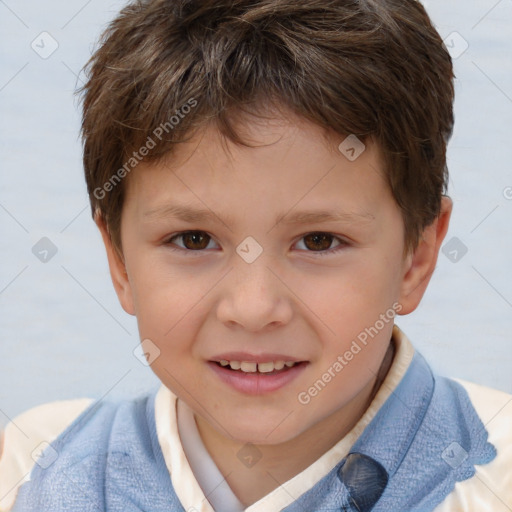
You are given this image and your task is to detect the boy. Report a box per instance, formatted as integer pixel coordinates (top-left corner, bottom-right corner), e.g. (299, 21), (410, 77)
(1, 0), (511, 510)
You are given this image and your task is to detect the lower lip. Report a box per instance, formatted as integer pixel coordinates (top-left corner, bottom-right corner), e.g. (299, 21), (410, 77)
(207, 361), (308, 395)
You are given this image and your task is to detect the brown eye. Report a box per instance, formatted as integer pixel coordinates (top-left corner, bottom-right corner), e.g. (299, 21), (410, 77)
(168, 231), (213, 250)
(295, 232), (348, 256)
(302, 233), (335, 251)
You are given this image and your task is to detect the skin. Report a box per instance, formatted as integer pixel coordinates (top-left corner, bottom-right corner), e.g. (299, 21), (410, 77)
(96, 111), (452, 506)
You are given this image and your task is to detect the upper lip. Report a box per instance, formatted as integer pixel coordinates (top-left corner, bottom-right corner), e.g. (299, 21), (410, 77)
(209, 352), (306, 363)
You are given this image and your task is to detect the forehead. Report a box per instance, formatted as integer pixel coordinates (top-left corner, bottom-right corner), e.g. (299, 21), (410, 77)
(123, 113), (391, 223)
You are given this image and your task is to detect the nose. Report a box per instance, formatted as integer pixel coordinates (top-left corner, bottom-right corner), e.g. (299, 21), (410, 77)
(215, 255), (293, 333)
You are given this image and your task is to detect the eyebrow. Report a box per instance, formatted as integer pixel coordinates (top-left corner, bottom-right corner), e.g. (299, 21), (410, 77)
(143, 203), (375, 227)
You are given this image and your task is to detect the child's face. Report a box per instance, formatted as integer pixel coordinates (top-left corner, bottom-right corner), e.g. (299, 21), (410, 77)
(100, 112), (446, 445)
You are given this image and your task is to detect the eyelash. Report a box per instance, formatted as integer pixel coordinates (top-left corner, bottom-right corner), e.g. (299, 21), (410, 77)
(163, 231), (349, 257)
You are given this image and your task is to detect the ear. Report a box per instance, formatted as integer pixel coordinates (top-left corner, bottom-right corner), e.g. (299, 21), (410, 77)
(398, 196), (453, 315)
(94, 211), (136, 316)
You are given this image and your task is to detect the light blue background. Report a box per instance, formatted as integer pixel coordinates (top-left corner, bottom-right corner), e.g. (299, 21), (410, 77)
(1, 0), (511, 429)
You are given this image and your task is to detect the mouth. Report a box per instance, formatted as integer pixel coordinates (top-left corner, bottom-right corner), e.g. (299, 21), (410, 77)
(211, 359), (308, 374)
(207, 358), (309, 395)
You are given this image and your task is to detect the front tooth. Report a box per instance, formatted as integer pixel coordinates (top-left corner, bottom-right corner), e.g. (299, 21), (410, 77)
(229, 361), (241, 370)
(257, 361), (275, 373)
(273, 361), (285, 370)
(241, 361), (257, 372)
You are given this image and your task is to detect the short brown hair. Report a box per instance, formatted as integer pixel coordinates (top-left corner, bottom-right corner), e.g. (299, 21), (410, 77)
(79, 0), (454, 258)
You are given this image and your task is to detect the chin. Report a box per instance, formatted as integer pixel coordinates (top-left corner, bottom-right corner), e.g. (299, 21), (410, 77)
(225, 418), (306, 446)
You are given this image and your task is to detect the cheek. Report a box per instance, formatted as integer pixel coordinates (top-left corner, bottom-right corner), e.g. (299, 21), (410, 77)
(131, 266), (207, 387)
(128, 257), (198, 339)
(292, 252), (400, 340)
